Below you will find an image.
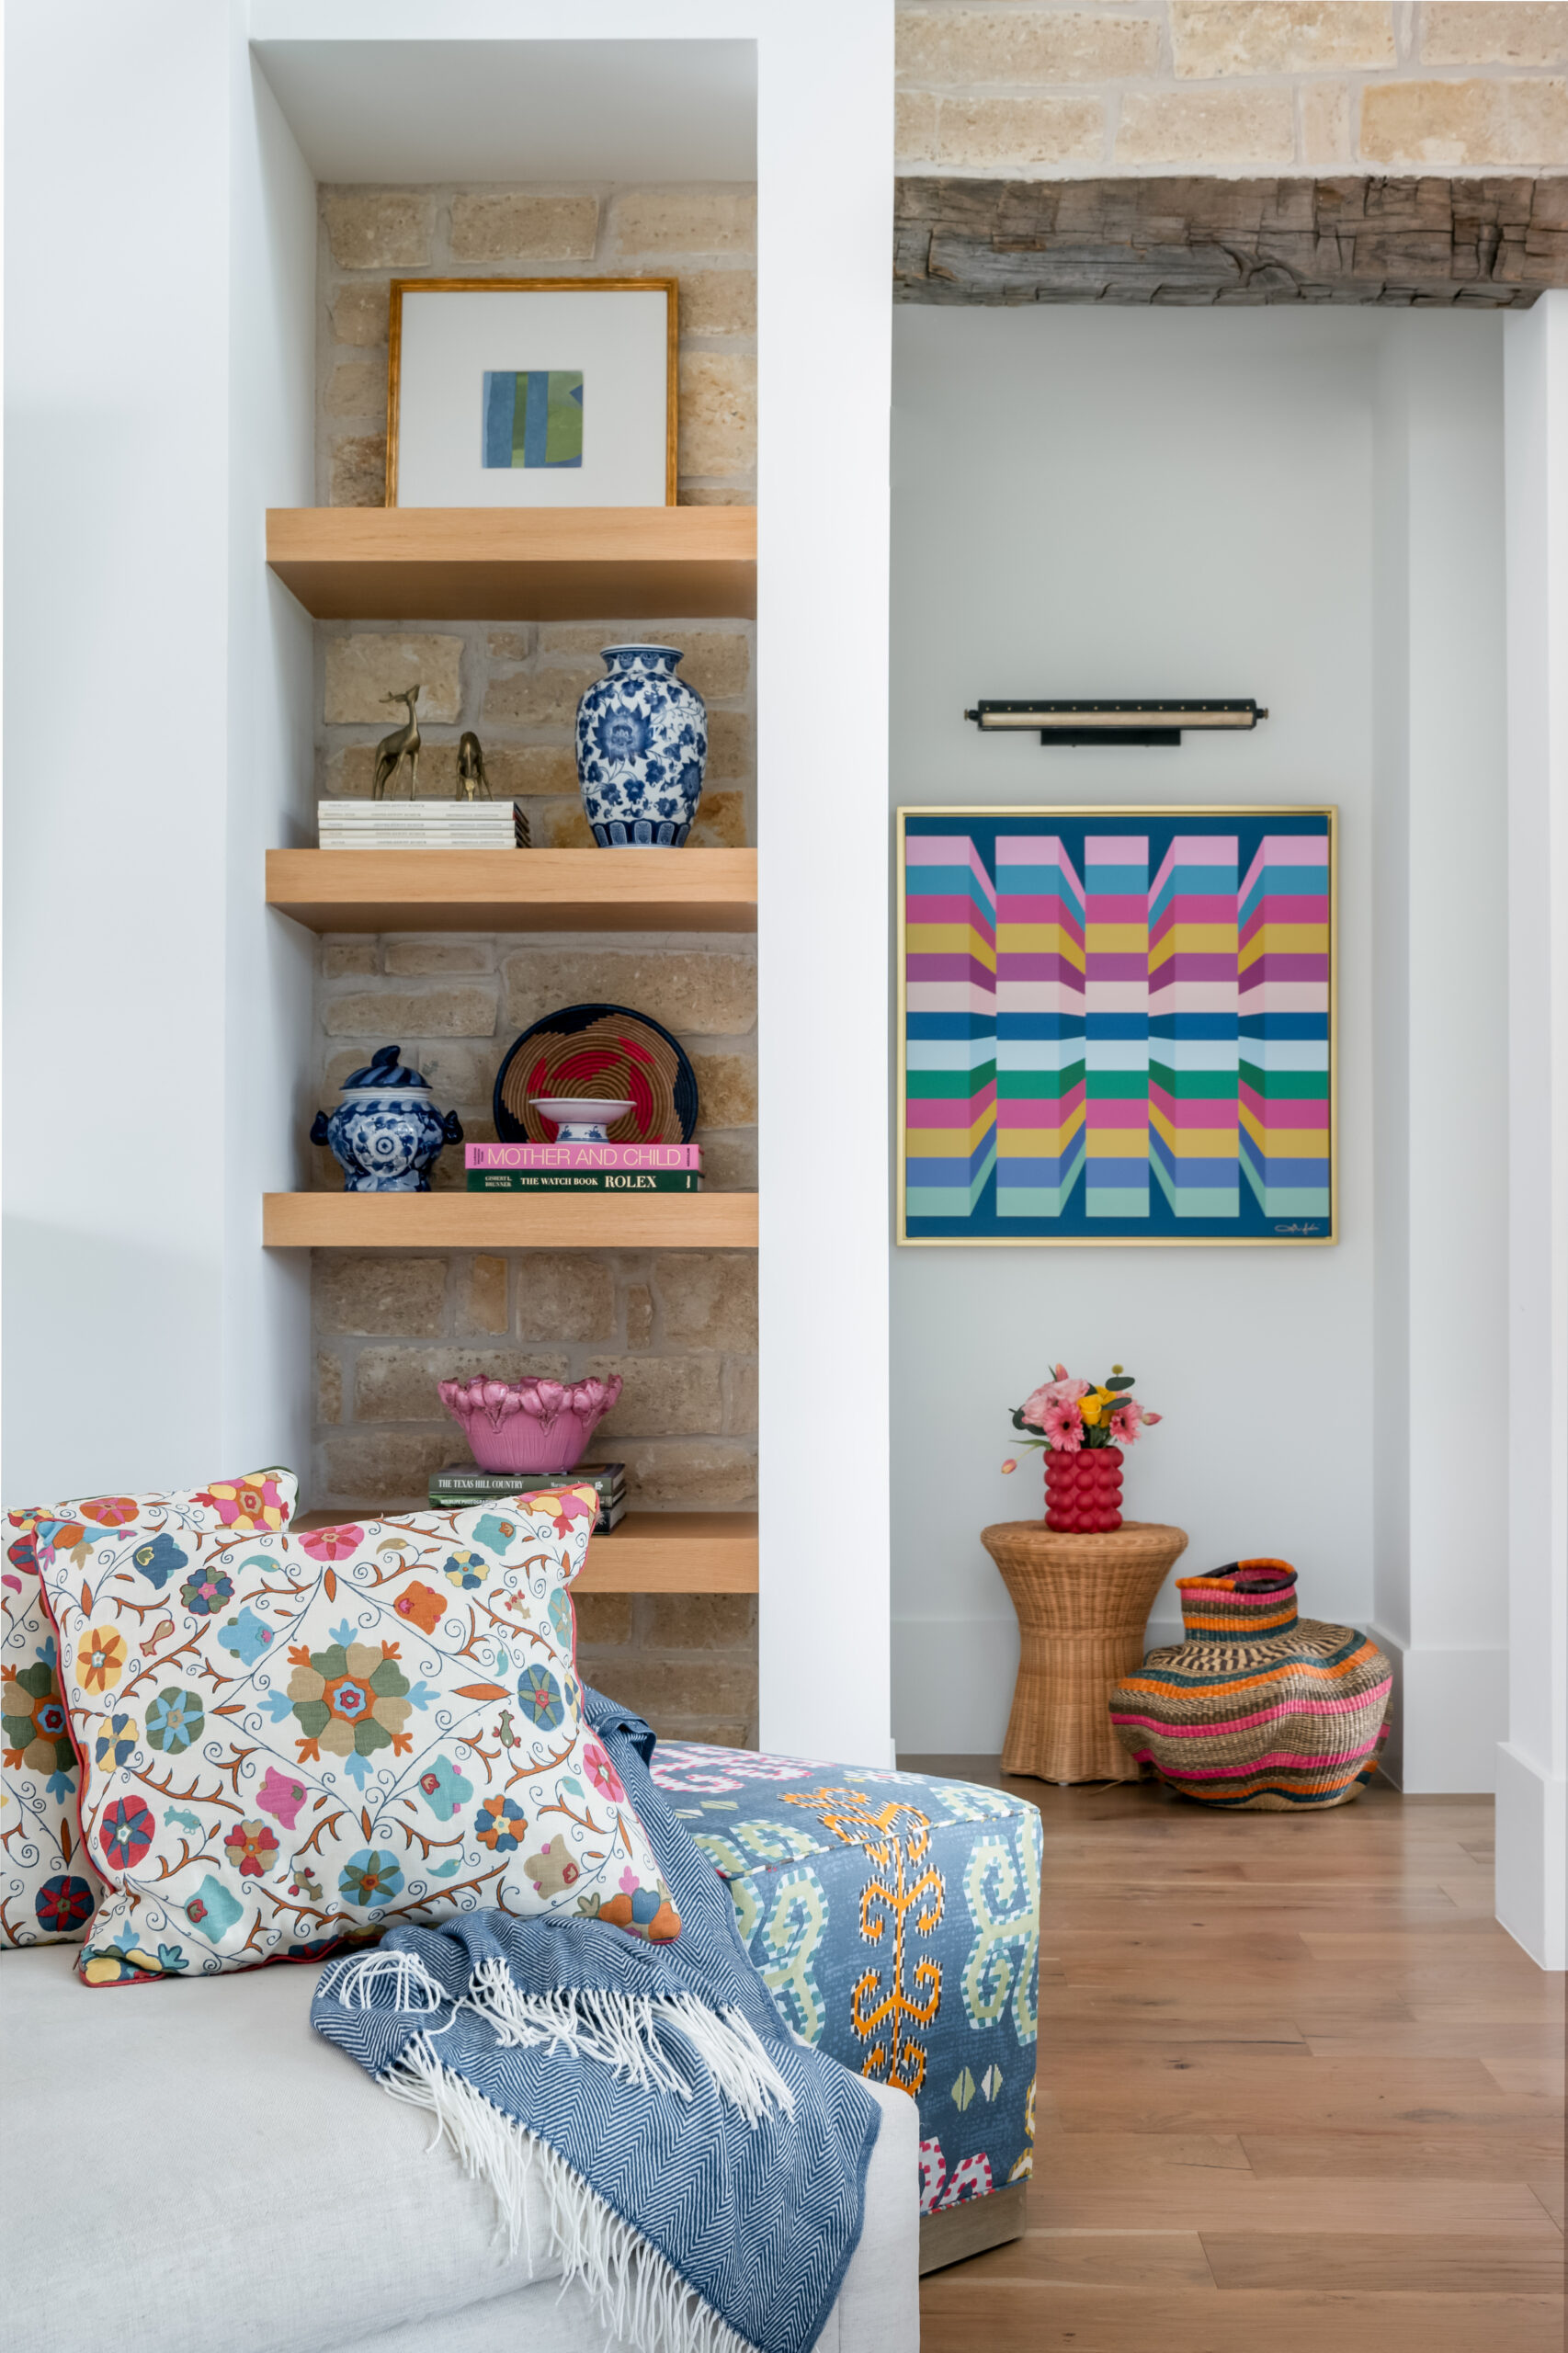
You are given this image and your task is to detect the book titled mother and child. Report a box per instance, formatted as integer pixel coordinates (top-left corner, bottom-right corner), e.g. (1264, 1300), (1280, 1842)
(464, 1142), (702, 1193)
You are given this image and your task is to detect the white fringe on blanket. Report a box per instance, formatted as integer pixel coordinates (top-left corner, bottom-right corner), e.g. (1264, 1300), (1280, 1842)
(384, 2033), (762, 2353)
(328, 1950), (795, 2125)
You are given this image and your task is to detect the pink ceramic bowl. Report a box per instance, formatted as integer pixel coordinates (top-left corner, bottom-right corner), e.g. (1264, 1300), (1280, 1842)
(437, 1374), (622, 1476)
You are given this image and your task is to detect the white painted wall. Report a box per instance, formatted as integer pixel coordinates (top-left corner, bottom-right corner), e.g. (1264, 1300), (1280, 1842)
(889, 305), (1509, 1790)
(1497, 290), (1568, 1972)
(4, 2), (315, 1503)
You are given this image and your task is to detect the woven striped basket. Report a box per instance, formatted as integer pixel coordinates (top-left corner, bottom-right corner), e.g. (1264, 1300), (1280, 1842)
(1108, 1561), (1392, 1810)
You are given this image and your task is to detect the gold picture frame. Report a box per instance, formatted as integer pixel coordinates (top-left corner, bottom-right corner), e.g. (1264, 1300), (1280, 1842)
(385, 277), (680, 507)
(896, 804), (1338, 1246)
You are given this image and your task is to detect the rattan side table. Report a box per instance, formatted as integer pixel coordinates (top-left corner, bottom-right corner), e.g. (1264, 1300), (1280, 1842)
(981, 1519), (1189, 1784)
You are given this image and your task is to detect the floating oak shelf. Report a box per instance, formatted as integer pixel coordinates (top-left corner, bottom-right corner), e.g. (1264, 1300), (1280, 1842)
(294, 1509), (758, 1595)
(266, 506), (756, 621)
(263, 1192), (759, 1249)
(267, 847), (756, 936)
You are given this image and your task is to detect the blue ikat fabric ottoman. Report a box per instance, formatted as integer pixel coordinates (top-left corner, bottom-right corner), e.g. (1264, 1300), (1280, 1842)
(649, 1743), (1041, 2219)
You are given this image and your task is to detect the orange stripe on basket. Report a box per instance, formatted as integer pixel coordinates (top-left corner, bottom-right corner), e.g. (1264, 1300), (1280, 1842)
(1119, 1643), (1381, 1700)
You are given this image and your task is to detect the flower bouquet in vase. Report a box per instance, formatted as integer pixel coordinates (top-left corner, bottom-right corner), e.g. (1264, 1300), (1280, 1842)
(1003, 1364), (1161, 1532)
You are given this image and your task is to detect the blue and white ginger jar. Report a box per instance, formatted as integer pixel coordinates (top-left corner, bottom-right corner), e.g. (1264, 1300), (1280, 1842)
(311, 1043), (462, 1192)
(574, 643), (707, 848)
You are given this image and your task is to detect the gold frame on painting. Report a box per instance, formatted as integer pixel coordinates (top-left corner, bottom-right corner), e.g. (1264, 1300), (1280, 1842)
(384, 277), (680, 507)
(894, 804), (1339, 1247)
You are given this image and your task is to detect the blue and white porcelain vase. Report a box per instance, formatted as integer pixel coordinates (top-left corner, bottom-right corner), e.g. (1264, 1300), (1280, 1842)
(311, 1044), (462, 1192)
(574, 643), (707, 848)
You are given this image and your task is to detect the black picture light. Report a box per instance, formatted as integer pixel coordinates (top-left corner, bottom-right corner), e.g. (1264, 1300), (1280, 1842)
(963, 699), (1268, 747)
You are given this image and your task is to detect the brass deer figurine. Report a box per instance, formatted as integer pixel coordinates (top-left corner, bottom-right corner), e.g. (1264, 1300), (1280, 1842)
(372, 686), (422, 800)
(456, 731), (492, 801)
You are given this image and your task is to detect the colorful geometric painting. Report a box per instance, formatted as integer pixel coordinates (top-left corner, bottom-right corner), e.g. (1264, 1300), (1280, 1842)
(899, 808), (1335, 1245)
(482, 369), (584, 469)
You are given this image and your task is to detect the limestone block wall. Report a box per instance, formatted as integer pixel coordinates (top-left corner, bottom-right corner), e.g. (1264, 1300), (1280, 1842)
(309, 183), (759, 1745)
(896, 3), (1568, 175)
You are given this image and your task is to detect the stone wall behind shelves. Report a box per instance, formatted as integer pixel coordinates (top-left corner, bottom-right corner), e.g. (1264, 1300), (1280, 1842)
(311, 180), (759, 1745)
(316, 180), (756, 508)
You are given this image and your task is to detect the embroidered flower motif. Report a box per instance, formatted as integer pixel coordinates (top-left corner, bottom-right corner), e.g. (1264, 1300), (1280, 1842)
(218, 1607), (274, 1666)
(222, 1818), (280, 1881)
(300, 1524), (363, 1563)
(417, 1754), (473, 1822)
(35, 1874), (96, 1936)
(179, 1565), (234, 1619)
(287, 1863), (324, 1904)
(523, 1836), (580, 1896)
(144, 1688), (205, 1755)
(581, 1738), (625, 1803)
(338, 1849), (403, 1909)
(393, 1579), (447, 1635)
(442, 1550), (487, 1592)
(256, 1765), (308, 1828)
(101, 1796), (156, 1871)
(6, 1510), (39, 1573)
(516, 1664), (564, 1730)
(186, 1874), (244, 1942)
(287, 1640), (412, 1764)
(547, 1586), (574, 1657)
(474, 1797), (528, 1854)
(79, 1495), (141, 1529)
(471, 1511), (520, 1555)
(2, 1652), (74, 1775)
(94, 1712), (137, 1769)
(192, 1475), (289, 1535)
(129, 1532), (187, 1589)
(77, 1626), (127, 1695)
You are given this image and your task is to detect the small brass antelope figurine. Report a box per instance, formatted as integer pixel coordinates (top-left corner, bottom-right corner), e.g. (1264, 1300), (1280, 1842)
(372, 686), (421, 799)
(456, 731), (491, 801)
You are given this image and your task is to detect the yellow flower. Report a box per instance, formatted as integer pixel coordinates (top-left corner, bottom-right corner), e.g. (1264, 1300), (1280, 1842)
(77, 1626), (128, 1695)
(1080, 1387), (1116, 1428)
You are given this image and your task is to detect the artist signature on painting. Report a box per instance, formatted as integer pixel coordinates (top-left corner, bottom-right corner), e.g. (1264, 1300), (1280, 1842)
(1275, 1222), (1323, 1235)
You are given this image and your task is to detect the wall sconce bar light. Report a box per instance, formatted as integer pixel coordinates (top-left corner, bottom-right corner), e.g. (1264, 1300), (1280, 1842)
(964, 699), (1268, 747)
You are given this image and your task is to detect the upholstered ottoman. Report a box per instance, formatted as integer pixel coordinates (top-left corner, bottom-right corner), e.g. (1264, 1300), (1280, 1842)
(650, 1744), (1042, 2273)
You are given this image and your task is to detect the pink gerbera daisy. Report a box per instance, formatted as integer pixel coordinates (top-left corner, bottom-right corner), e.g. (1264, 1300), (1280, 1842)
(1040, 1400), (1083, 1451)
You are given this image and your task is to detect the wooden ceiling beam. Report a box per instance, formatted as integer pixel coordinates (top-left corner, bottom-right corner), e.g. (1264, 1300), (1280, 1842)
(894, 175), (1568, 309)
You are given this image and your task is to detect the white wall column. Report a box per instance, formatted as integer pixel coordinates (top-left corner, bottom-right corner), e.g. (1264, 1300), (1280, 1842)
(755, 1), (893, 1763)
(1497, 290), (1568, 1970)
(1369, 322), (1511, 1795)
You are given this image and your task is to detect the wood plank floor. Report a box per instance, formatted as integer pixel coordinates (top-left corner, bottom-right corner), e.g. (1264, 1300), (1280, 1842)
(901, 1763), (1565, 2351)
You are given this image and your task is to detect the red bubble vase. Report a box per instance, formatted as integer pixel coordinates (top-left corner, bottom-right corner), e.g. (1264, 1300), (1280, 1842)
(1044, 1444), (1124, 1533)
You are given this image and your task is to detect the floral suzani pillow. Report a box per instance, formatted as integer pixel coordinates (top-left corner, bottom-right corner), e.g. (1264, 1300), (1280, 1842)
(38, 1485), (680, 1984)
(3, 1471), (298, 1951)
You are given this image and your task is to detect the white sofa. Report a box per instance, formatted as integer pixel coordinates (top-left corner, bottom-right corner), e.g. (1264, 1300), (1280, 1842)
(5, 1943), (920, 2352)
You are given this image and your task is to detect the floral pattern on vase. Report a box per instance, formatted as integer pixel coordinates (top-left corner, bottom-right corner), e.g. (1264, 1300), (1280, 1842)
(574, 644), (707, 848)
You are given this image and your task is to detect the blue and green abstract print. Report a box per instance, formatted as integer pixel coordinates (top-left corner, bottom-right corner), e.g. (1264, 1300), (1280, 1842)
(482, 369), (584, 470)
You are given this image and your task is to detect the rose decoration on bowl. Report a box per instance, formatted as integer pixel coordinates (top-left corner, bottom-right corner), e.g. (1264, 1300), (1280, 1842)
(437, 1375), (623, 1476)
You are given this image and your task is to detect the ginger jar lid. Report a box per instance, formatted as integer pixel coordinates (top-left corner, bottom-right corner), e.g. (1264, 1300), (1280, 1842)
(337, 1043), (432, 1095)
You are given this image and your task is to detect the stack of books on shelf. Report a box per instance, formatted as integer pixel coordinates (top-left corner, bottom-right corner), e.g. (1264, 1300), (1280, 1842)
(466, 1141), (702, 1193)
(317, 799), (530, 849)
(429, 1461), (627, 1531)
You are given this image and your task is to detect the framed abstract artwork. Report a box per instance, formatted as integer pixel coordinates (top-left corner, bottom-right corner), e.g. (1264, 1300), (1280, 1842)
(386, 278), (677, 506)
(897, 806), (1336, 1246)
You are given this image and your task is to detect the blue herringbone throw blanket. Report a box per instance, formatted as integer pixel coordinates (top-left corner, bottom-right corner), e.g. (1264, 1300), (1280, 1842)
(311, 1689), (882, 2353)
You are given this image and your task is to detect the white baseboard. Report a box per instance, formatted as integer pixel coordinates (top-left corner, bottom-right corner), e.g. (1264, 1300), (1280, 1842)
(1494, 1741), (1567, 1970)
(1369, 1628), (1508, 1793)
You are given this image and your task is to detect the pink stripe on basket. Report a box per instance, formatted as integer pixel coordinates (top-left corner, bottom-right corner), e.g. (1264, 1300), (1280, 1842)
(1110, 1681), (1391, 1737)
